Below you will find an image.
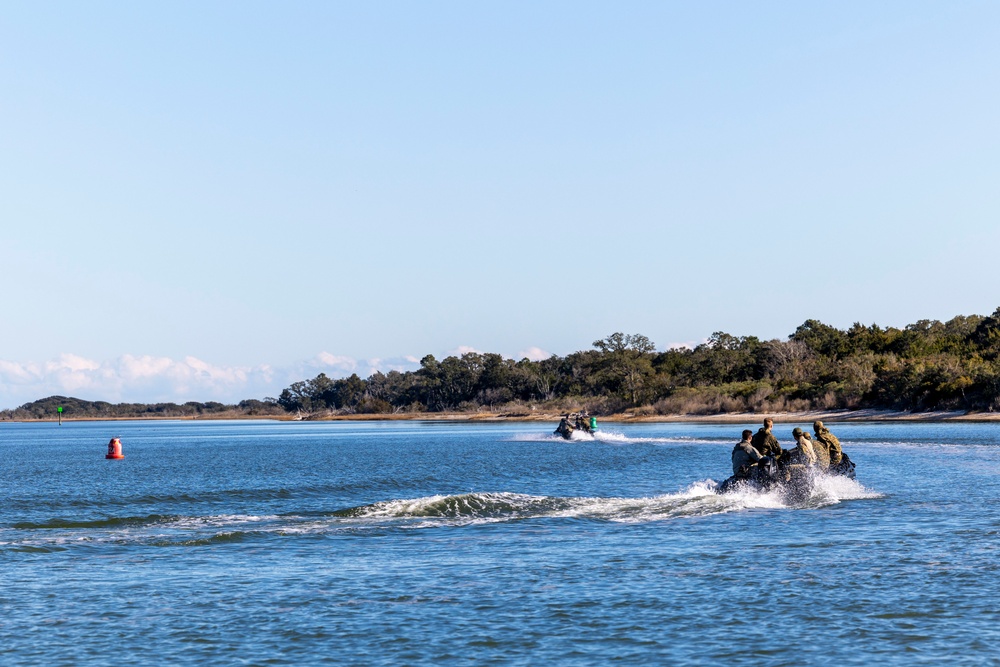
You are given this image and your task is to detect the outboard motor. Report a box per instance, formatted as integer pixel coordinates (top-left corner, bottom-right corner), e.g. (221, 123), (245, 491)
(751, 456), (780, 488)
(831, 453), (857, 479)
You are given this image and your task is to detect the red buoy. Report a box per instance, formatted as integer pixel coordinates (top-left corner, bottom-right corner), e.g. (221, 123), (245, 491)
(106, 437), (124, 459)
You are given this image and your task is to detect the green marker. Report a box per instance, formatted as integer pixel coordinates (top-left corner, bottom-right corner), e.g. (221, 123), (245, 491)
(57, 406), (63, 426)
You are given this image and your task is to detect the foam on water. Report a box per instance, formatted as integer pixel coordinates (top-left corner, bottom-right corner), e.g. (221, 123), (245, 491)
(0, 476), (882, 551)
(0, 513), (288, 551)
(338, 474), (881, 526)
(512, 430), (723, 445)
(593, 431), (722, 445)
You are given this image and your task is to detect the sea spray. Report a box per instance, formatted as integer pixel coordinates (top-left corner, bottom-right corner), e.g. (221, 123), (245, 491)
(511, 431), (727, 445)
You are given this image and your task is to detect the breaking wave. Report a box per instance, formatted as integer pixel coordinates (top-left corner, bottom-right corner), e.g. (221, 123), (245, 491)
(336, 475), (881, 526)
(2, 477), (881, 551)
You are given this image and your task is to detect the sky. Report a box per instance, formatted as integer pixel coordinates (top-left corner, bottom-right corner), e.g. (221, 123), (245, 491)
(2, 1), (999, 408)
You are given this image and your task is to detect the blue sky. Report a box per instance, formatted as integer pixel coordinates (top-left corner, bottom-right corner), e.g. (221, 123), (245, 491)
(2, 1), (999, 407)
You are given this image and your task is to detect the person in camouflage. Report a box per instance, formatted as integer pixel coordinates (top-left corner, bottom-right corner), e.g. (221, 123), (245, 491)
(732, 429), (763, 476)
(787, 427), (818, 467)
(809, 429), (832, 469)
(751, 418), (782, 459)
(813, 421), (842, 465)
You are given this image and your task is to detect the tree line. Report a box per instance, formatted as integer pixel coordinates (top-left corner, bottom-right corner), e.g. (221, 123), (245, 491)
(275, 308), (1000, 416)
(4, 308), (1000, 420)
(0, 396), (284, 421)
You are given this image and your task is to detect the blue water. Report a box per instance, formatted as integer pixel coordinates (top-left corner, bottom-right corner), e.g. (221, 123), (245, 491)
(2, 419), (1000, 665)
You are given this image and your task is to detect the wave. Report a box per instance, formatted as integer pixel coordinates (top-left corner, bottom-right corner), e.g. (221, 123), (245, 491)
(846, 440), (990, 449)
(1, 478), (882, 551)
(3, 479), (442, 516)
(12, 514), (179, 530)
(336, 476), (881, 525)
(3, 513), (282, 546)
(151, 530), (262, 547)
(511, 431), (726, 445)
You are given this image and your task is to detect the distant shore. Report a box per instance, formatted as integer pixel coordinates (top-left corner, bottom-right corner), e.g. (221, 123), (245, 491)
(7, 408), (1000, 424)
(319, 409), (1000, 424)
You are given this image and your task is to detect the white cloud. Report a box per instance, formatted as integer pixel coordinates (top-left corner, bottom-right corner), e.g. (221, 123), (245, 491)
(0, 354), (278, 409)
(0, 344), (591, 410)
(516, 346), (553, 361)
(448, 345), (483, 356)
(50, 353), (100, 372)
(0, 359), (39, 383)
(363, 356), (423, 376)
(312, 352), (359, 374)
(303, 352), (421, 379)
(119, 354), (175, 379)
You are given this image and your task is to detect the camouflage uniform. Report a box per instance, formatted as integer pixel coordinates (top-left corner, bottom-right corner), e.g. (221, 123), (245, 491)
(732, 439), (763, 476)
(751, 427), (782, 458)
(788, 434), (818, 467)
(810, 436), (832, 469)
(813, 423), (842, 465)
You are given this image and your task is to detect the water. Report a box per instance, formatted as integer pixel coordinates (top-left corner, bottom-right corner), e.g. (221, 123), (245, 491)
(2, 419), (1000, 665)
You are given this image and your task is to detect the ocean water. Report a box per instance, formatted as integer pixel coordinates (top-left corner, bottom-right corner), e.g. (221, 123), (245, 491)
(2, 419), (999, 666)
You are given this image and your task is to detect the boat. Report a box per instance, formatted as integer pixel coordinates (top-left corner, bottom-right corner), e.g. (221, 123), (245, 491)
(554, 412), (598, 440)
(716, 453), (856, 500)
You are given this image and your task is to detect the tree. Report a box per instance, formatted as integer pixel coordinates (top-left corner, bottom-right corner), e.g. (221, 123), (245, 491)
(791, 320), (849, 360)
(760, 340), (816, 385)
(278, 380), (314, 413)
(332, 374), (367, 410)
(971, 307), (1000, 359)
(592, 333), (656, 405)
(686, 332), (762, 385)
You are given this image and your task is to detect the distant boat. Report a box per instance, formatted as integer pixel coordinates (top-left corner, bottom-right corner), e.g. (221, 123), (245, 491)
(554, 413), (597, 440)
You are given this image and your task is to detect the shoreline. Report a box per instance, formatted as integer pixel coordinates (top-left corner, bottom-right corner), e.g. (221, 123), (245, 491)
(6, 408), (1000, 424)
(323, 409), (1000, 423)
